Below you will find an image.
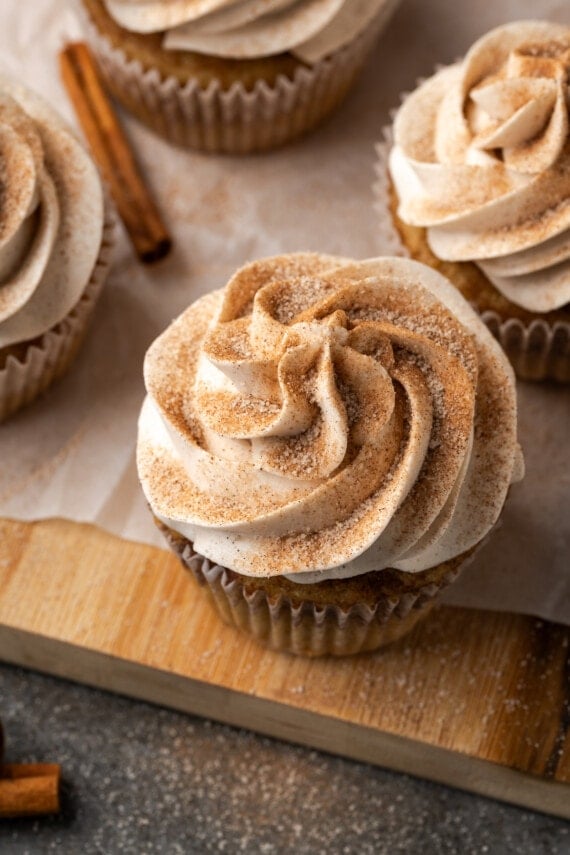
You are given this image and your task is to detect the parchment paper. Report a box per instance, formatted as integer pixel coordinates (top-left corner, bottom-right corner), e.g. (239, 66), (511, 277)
(0, 0), (568, 623)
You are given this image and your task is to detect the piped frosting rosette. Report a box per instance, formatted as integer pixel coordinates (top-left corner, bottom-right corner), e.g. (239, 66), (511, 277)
(0, 78), (105, 352)
(106, 0), (391, 63)
(0, 76), (111, 421)
(389, 21), (570, 314)
(138, 254), (523, 583)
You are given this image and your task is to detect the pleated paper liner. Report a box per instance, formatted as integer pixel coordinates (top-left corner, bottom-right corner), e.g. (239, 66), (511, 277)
(0, 212), (115, 423)
(82, 11), (384, 155)
(159, 522), (473, 658)
(374, 132), (570, 383)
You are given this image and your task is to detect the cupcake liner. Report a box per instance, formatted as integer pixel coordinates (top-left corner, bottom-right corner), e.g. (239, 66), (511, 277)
(161, 525), (467, 657)
(374, 130), (570, 383)
(0, 211), (115, 423)
(481, 312), (570, 383)
(83, 11), (383, 154)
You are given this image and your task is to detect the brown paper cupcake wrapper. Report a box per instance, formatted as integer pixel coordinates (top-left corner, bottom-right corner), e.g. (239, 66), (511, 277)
(374, 131), (570, 383)
(162, 526), (468, 657)
(0, 212), (115, 423)
(83, 12), (383, 154)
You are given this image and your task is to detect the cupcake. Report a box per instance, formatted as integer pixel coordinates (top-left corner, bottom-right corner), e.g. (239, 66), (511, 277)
(137, 253), (523, 656)
(376, 20), (570, 382)
(0, 77), (113, 423)
(81, 0), (400, 153)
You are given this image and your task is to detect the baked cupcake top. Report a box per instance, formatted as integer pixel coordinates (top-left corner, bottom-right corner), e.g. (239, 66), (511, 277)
(104, 0), (390, 62)
(389, 21), (570, 313)
(137, 254), (523, 581)
(0, 77), (104, 349)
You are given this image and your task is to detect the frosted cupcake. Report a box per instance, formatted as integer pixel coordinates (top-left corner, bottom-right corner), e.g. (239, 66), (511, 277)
(81, 0), (400, 153)
(137, 253), (523, 656)
(377, 21), (570, 381)
(0, 77), (113, 422)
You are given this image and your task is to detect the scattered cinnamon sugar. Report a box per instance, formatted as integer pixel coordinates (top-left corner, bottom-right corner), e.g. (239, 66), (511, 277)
(268, 276), (337, 325)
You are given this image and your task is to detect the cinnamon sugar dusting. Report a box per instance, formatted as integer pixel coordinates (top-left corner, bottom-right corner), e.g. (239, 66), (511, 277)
(137, 254), (521, 580)
(199, 389), (281, 436)
(391, 20), (570, 311)
(0, 79), (104, 347)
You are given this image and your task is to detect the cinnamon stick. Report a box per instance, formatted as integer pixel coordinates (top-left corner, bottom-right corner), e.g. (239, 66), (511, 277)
(0, 763), (61, 818)
(59, 41), (172, 264)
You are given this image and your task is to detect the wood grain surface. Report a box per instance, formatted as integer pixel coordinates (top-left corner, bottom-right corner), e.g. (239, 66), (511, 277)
(0, 518), (568, 818)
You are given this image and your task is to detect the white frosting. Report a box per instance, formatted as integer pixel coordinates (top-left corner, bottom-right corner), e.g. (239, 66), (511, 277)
(0, 77), (104, 349)
(389, 21), (570, 313)
(137, 254), (522, 582)
(105, 0), (389, 63)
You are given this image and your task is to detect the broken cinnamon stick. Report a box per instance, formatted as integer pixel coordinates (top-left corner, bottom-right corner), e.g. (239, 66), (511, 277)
(59, 41), (172, 264)
(0, 763), (61, 818)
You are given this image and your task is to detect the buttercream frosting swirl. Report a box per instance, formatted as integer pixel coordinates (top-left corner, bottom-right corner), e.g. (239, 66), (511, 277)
(137, 254), (523, 582)
(104, 0), (391, 63)
(0, 77), (104, 349)
(389, 21), (570, 312)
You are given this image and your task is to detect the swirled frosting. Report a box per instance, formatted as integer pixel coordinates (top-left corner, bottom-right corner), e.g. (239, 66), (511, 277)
(389, 21), (570, 313)
(0, 77), (104, 349)
(137, 254), (523, 582)
(104, 0), (393, 63)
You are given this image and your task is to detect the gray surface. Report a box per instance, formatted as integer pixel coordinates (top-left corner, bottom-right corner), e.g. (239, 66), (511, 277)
(0, 664), (568, 855)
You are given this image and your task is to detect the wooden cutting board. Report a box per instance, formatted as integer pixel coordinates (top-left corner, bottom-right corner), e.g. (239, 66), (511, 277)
(0, 517), (568, 819)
